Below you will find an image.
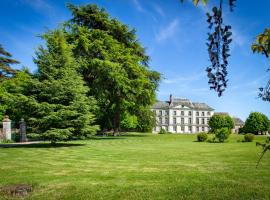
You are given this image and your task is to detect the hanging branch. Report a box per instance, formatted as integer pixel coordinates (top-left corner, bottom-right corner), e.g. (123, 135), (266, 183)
(206, 0), (233, 97)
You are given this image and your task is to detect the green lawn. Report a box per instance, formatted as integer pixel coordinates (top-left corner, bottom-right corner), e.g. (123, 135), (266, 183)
(0, 133), (270, 200)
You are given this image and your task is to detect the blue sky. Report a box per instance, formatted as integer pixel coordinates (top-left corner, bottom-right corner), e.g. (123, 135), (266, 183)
(0, 0), (269, 120)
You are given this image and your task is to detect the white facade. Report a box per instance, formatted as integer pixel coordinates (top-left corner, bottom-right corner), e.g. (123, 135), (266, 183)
(152, 95), (214, 134)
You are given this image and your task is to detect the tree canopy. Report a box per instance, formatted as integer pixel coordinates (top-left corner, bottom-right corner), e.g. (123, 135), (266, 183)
(0, 44), (19, 81)
(208, 114), (234, 132)
(64, 4), (161, 134)
(243, 112), (269, 135)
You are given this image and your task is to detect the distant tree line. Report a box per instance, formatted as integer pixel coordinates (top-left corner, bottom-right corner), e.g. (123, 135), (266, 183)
(0, 4), (161, 144)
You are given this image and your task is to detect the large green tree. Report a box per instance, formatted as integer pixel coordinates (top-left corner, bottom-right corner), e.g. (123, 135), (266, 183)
(31, 30), (99, 143)
(208, 114), (234, 132)
(64, 4), (161, 135)
(243, 112), (269, 135)
(0, 44), (19, 81)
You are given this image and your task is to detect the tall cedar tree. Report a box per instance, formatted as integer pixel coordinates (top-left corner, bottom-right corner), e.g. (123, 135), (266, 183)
(0, 44), (19, 81)
(33, 30), (99, 143)
(64, 4), (160, 134)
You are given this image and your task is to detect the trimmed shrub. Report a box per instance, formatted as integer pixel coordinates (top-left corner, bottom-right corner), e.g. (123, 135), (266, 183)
(243, 133), (255, 142)
(197, 132), (208, 142)
(215, 128), (231, 142)
(159, 128), (167, 134)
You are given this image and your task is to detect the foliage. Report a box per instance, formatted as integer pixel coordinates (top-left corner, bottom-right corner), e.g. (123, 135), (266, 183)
(206, 6), (232, 96)
(0, 70), (36, 122)
(43, 129), (72, 145)
(256, 137), (270, 167)
(243, 112), (269, 135)
(64, 4), (161, 134)
(32, 30), (99, 141)
(0, 139), (14, 144)
(159, 128), (167, 134)
(0, 44), (19, 81)
(120, 112), (138, 131)
(136, 107), (156, 132)
(243, 133), (255, 142)
(197, 132), (208, 142)
(208, 114), (234, 132)
(215, 127), (231, 142)
(251, 29), (270, 101)
(181, 0), (236, 96)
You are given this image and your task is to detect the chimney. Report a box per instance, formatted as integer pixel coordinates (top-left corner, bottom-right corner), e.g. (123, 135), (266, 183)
(169, 94), (173, 106)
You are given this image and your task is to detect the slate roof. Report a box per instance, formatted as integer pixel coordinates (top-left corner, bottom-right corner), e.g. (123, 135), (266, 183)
(152, 97), (214, 111)
(233, 117), (244, 126)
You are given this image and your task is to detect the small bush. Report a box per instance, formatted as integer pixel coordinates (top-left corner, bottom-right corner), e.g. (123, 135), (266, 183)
(197, 132), (208, 142)
(243, 133), (255, 142)
(215, 128), (231, 143)
(159, 128), (167, 134)
(1, 139), (14, 144)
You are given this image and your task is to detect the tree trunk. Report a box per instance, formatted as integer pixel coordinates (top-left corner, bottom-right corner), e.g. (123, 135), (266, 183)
(113, 110), (121, 136)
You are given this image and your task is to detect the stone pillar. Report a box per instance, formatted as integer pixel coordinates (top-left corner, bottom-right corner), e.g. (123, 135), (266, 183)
(19, 118), (27, 142)
(3, 115), (11, 140)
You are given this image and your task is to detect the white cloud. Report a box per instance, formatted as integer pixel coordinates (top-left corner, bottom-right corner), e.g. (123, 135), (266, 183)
(156, 19), (180, 42)
(163, 72), (204, 84)
(20, 0), (52, 11)
(153, 3), (165, 17)
(132, 0), (144, 13)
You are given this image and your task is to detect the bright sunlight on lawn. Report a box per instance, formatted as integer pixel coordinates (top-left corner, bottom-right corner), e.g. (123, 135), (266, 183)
(0, 133), (270, 200)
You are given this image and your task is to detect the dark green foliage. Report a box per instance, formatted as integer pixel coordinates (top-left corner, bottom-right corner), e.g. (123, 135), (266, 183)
(208, 114), (234, 132)
(197, 132), (208, 142)
(31, 30), (99, 142)
(215, 128), (231, 142)
(0, 44), (19, 81)
(159, 128), (167, 134)
(136, 107), (156, 132)
(243, 112), (269, 135)
(206, 6), (232, 97)
(64, 4), (161, 134)
(243, 133), (255, 142)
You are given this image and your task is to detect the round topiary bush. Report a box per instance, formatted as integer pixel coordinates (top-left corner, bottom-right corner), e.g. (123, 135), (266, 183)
(243, 133), (255, 142)
(197, 132), (208, 142)
(215, 128), (231, 142)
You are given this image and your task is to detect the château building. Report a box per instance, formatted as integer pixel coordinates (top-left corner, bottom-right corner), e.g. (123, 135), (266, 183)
(152, 95), (214, 133)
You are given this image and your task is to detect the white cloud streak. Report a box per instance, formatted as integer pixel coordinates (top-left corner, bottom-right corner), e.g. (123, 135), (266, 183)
(132, 0), (144, 13)
(156, 19), (180, 42)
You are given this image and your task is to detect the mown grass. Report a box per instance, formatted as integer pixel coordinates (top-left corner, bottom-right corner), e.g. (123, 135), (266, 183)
(0, 133), (269, 200)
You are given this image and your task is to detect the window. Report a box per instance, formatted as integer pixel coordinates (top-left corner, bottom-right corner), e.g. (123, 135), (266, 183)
(173, 110), (177, 115)
(165, 126), (168, 131)
(188, 118), (192, 124)
(196, 111), (199, 116)
(196, 118), (199, 124)
(173, 126), (177, 131)
(202, 112), (205, 116)
(159, 117), (162, 123)
(181, 126), (184, 131)
(181, 111), (184, 115)
(173, 118), (177, 124)
(207, 111), (210, 116)
(207, 118), (210, 124)
(196, 127), (199, 132)
(188, 111), (192, 116)
(165, 117), (168, 124)
(181, 118), (184, 124)
(189, 126), (192, 132)
(202, 118), (205, 125)
(159, 110), (162, 115)
(202, 127), (205, 132)
(166, 111), (169, 115)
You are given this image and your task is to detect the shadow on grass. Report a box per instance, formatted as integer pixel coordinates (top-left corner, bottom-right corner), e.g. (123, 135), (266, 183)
(0, 143), (86, 148)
